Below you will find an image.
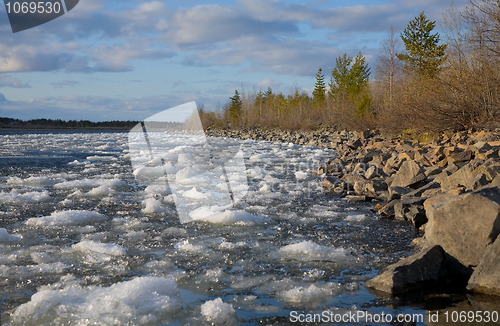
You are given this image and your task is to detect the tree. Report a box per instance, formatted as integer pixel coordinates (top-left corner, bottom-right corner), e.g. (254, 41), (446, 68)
(312, 68), (326, 108)
(376, 26), (403, 105)
(397, 12), (447, 76)
(329, 51), (371, 116)
(229, 90), (242, 125)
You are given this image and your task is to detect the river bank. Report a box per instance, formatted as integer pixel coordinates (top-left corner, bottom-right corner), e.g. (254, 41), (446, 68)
(206, 126), (500, 299)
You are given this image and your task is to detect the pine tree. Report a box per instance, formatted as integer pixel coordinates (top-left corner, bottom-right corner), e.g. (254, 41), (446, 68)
(229, 90), (242, 125)
(312, 68), (326, 108)
(329, 52), (371, 116)
(397, 12), (447, 77)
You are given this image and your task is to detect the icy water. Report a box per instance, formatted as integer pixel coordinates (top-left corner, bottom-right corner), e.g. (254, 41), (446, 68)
(0, 130), (436, 325)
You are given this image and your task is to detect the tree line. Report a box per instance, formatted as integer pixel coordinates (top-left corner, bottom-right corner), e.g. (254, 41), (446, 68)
(200, 0), (500, 134)
(0, 117), (140, 130)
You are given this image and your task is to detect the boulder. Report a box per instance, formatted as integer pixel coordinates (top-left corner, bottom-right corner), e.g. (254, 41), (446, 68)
(425, 186), (500, 267)
(320, 176), (344, 194)
(365, 245), (446, 294)
(391, 160), (426, 188)
(393, 197), (427, 228)
(467, 236), (500, 296)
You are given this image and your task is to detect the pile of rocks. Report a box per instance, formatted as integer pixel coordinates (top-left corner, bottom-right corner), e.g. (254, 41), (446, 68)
(313, 129), (500, 297)
(207, 126), (500, 297)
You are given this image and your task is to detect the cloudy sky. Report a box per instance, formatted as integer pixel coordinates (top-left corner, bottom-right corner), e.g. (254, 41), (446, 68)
(0, 0), (467, 121)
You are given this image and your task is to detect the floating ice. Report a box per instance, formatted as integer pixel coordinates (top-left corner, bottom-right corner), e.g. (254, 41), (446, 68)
(72, 240), (127, 257)
(190, 208), (270, 225)
(201, 298), (235, 323)
(7, 176), (55, 187)
(53, 178), (125, 189)
(142, 198), (165, 214)
(144, 184), (171, 195)
(0, 228), (21, 242)
(278, 283), (341, 307)
(345, 214), (366, 221)
(182, 187), (208, 200)
(25, 210), (106, 227)
(86, 155), (117, 161)
(0, 190), (50, 203)
(85, 185), (113, 197)
(278, 241), (349, 261)
(295, 171), (308, 180)
(175, 167), (206, 181)
(12, 276), (181, 325)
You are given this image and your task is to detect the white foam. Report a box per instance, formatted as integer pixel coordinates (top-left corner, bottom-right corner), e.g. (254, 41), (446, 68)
(278, 241), (349, 261)
(0, 190), (50, 203)
(201, 298), (235, 323)
(0, 228), (21, 242)
(12, 276), (181, 325)
(25, 210), (106, 227)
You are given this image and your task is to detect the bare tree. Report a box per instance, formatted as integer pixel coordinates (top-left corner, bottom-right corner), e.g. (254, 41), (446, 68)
(375, 26), (403, 107)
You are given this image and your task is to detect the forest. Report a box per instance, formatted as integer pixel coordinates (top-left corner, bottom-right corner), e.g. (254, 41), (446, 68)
(199, 0), (500, 135)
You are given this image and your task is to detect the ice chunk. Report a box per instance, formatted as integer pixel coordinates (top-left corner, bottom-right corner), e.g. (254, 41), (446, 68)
(12, 276), (181, 325)
(345, 214), (366, 221)
(278, 283), (341, 306)
(25, 210), (106, 227)
(201, 298), (235, 323)
(182, 187), (208, 200)
(85, 185), (113, 197)
(144, 184), (170, 195)
(295, 171), (308, 180)
(72, 240), (127, 258)
(0, 228), (21, 242)
(278, 241), (349, 261)
(142, 198), (165, 214)
(0, 190), (50, 203)
(190, 208), (270, 225)
(53, 178), (125, 189)
(175, 167), (206, 181)
(86, 155), (117, 161)
(7, 176), (55, 186)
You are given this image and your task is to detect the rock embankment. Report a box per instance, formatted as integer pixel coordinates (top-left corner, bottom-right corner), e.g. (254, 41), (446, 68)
(207, 127), (500, 297)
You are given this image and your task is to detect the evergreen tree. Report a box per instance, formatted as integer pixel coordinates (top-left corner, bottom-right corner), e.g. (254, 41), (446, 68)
(397, 12), (447, 76)
(229, 90), (242, 125)
(329, 51), (371, 116)
(312, 68), (326, 108)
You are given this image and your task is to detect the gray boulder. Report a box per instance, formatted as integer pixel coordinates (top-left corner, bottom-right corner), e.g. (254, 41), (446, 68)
(391, 160), (426, 188)
(467, 235), (500, 296)
(365, 245), (446, 294)
(425, 186), (500, 267)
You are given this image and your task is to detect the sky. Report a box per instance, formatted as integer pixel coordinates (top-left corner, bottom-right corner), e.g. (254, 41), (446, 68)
(0, 0), (469, 122)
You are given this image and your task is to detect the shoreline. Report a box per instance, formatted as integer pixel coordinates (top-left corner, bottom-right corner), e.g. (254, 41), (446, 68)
(208, 126), (500, 299)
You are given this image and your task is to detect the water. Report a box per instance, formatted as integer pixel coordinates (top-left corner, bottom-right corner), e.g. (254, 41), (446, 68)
(0, 130), (471, 325)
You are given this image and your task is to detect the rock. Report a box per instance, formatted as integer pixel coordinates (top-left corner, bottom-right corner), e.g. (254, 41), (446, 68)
(387, 186), (412, 202)
(345, 195), (367, 202)
(320, 176), (343, 194)
(448, 150), (473, 164)
(364, 165), (379, 179)
(365, 245), (447, 294)
(467, 236), (500, 296)
(393, 197), (427, 228)
(425, 186), (500, 267)
(401, 181), (441, 199)
(391, 160), (427, 188)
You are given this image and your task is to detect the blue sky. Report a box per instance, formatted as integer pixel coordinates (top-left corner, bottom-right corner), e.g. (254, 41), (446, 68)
(0, 0), (467, 121)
